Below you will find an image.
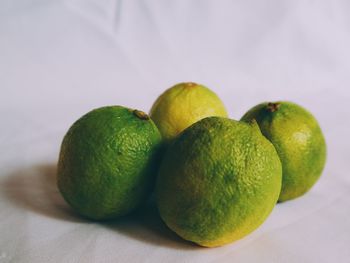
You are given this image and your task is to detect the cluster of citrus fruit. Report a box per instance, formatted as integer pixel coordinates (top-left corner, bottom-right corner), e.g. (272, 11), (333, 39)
(57, 82), (326, 247)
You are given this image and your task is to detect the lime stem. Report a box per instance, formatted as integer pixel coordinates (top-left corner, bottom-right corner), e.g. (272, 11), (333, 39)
(266, 102), (280, 112)
(133, 110), (150, 120)
(184, 82), (198, 88)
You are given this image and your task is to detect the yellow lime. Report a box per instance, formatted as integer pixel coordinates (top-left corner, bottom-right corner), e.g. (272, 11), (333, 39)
(150, 82), (228, 142)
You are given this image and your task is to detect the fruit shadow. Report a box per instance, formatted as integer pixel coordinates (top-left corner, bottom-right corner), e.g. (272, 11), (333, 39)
(103, 198), (197, 250)
(3, 163), (197, 249)
(3, 163), (84, 222)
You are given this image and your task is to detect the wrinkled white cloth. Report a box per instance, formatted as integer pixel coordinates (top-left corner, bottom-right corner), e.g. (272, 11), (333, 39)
(1, 0), (350, 262)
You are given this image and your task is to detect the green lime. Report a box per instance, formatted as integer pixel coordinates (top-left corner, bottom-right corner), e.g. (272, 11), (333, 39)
(156, 117), (282, 247)
(241, 101), (327, 202)
(57, 106), (162, 220)
(149, 82), (228, 142)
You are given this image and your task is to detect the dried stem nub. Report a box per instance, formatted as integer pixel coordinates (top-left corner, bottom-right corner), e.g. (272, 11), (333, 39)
(266, 102), (280, 112)
(133, 110), (150, 120)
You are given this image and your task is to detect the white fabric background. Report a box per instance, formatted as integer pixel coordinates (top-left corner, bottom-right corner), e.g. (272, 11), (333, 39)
(1, 0), (349, 262)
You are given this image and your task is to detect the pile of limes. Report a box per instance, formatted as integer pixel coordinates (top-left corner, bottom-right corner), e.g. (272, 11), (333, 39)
(57, 82), (326, 247)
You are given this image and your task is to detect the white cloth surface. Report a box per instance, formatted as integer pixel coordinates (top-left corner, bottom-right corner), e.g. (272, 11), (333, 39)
(1, 0), (350, 262)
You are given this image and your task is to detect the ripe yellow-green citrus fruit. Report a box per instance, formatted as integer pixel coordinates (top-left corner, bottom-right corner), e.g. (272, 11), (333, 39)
(57, 106), (162, 220)
(156, 117), (282, 247)
(149, 82), (228, 142)
(241, 101), (326, 202)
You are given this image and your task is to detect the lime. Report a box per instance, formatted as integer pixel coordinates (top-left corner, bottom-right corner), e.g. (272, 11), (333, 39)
(241, 101), (327, 202)
(156, 117), (282, 247)
(57, 106), (162, 220)
(149, 82), (228, 142)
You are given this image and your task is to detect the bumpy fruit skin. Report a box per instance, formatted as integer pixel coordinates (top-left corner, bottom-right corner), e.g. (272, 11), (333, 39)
(156, 117), (282, 247)
(149, 82), (228, 142)
(241, 101), (327, 202)
(57, 106), (162, 220)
